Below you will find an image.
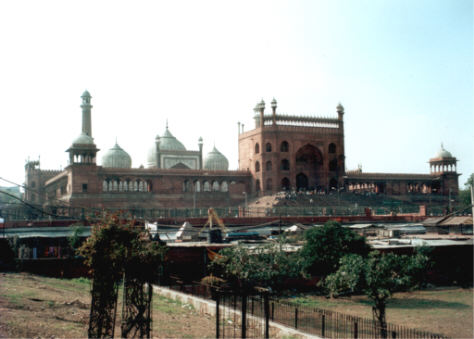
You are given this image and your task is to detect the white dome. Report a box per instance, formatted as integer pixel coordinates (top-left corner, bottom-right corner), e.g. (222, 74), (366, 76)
(72, 132), (94, 145)
(159, 127), (186, 151)
(436, 144), (453, 159)
(102, 142), (132, 168)
(147, 126), (187, 167)
(204, 146), (229, 171)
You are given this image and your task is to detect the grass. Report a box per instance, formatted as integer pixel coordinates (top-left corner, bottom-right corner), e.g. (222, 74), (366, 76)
(0, 272), (216, 338)
(284, 287), (473, 338)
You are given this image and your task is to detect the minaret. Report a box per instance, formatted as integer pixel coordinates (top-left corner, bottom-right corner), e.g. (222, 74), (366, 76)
(155, 135), (161, 168)
(66, 91), (99, 165)
(81, 90), (93, 137)
(259, 99), (265, 129)
(337, 102), (344, 121)
(271, 98), (277, 126)
(198, 137), (203, 169)
(336, 102), (346, 177)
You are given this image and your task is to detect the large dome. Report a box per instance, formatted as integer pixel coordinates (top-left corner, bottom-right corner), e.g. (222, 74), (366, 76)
(72, 132), (94, 145)
(204, 146), (229, 171)
(146, 126), (186, 167)
(159, 127), (186, 151)
(436, 144), (453, 159)
(102, 142), (132, 168)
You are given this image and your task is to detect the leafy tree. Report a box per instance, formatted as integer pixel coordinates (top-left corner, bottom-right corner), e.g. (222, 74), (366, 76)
(79, 214), (167, 338)
(68, 225), (85, 255)
(325, 250), (431, 338)
(208, 242), (303, 291)
(458, 173), (473, 208)
(465, 173), (474, 187)
(300, 220), (370, 276)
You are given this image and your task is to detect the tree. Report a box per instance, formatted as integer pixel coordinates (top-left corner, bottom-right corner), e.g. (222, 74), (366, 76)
(299, 220), (370, 276)
(458, 173), (473, 208)
(79, 214), (167, 338)
(208, 242), (303, 292)
(325, 249), (431, 338)
(68, 225), (85, 256)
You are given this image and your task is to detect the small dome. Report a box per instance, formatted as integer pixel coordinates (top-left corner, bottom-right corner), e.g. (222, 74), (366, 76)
(81, 90), (91, 98)
(436, 144), (453, 159)
(204, 146), (229, 171)
(102, 142), (132, 168)
(72, 132), (94, 145)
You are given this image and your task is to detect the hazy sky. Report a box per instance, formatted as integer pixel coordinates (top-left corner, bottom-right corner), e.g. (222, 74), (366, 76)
(0, 0), (472, 188)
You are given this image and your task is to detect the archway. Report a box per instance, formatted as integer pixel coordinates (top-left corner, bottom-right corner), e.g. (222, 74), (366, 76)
(295, 144), (323, 188)
(296, 173), (308, 190)
(281, 177), (290, 190)
(295, 144), (323, 166)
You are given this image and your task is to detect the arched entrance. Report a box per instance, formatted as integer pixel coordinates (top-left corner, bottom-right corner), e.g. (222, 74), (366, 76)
(296, 173), (308, 190)
(295, 144), (323, 189)
(281, 177), (290, 190)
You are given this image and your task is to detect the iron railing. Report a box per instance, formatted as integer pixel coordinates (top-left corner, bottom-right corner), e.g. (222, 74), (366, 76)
(163, 284), (449, 339)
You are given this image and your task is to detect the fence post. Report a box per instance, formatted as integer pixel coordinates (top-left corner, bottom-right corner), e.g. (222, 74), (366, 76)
(264, 293), (269, 339)
(271, 302), (274, 321)
(294, 307), (298, 329)
(241, 293), (247, 338)
(322, 314), (325, 337)
(215, 291), (220, 339)
(354, 321), (358, 339)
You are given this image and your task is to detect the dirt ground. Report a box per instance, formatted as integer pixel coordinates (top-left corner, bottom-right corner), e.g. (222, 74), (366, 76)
(286, 287), (474, 338)
(0, 272), (216, 338)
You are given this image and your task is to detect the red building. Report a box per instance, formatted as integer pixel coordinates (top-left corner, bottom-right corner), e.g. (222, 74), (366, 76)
(24, 92), (459, 213)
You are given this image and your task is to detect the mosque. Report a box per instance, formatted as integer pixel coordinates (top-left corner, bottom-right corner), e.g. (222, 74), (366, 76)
(23, 91), (459, 212)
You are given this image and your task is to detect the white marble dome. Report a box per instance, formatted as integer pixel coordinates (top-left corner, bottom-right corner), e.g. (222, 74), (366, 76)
(147, 126), (187, 167)
(102, 142), (132, 168)
(436, 144), (453, 159)
(204, 146), (229, 171)
(72, 132), (94, 145)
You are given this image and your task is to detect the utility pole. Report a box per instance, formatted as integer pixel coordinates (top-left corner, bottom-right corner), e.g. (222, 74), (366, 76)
(470, 185), (474, 225)
(243, 192), (248, 217)
(448, 188), (452, 213)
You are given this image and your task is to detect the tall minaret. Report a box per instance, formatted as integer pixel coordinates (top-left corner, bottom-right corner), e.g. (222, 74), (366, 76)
(80, 90), (93, 136)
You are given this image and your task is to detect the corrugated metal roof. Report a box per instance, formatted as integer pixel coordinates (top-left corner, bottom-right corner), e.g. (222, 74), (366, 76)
(439, 216), (473, 226)
(0, 226), (91, 239)
(348, 224), (378, 229)
(423, 217), (447, 226)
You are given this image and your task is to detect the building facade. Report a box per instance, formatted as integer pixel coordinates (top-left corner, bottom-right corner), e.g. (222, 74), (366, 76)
(25, 91), (251, 211)
(24, 92), (459, 213)
(238, 99), (345, 195)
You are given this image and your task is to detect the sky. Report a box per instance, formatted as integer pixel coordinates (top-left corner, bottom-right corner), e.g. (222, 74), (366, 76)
(0, 0), (472, 188)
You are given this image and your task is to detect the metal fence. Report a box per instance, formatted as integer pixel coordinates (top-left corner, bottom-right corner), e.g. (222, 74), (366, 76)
(164, 284), (449, 339)
(268, 298), (448, 339)
(215, 291), (270, 338)
(1, 203), (436, 222)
